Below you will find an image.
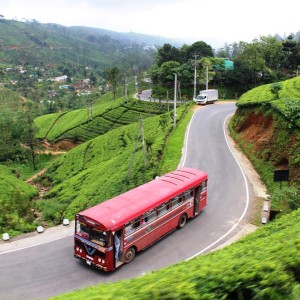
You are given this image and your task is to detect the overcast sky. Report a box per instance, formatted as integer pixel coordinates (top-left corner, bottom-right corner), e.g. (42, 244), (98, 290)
(1, 0), (299, 48)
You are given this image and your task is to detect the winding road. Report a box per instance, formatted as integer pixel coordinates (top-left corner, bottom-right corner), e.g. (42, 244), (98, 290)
(0, 102), (254, 300)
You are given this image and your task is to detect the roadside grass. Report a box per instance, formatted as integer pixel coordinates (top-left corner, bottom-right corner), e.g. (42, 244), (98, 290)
(160, 106), (194, 173)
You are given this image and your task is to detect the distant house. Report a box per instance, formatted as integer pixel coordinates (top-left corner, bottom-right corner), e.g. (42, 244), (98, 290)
(51, 75), (68, 82)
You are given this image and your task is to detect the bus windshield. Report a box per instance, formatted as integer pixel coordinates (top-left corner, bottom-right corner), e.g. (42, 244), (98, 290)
(76, 220), (110, 247)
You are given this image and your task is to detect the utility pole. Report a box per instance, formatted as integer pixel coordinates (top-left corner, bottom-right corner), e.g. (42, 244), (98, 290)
(124, 77), (128, 103)
(174, 73), (177, 129)
(127, 114), (146, 178)
(193, 54), (198, 98)
(206, 64), (209, 90)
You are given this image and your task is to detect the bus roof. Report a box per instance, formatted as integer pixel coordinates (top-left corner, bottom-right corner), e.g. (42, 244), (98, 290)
(77, 167), (207, 231)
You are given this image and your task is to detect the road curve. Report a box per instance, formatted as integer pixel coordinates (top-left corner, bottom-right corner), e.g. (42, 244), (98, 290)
(0, 103), (253, 300)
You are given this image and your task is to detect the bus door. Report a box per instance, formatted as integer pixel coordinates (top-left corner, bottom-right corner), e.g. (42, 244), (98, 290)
(194, 185), (201, 215)
(199, 180), (207, 210)
(114, 229), (123, 266)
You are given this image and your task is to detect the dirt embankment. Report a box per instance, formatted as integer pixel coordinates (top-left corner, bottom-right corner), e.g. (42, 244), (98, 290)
(234, 109), (299, 185)
(40, 139), (81, 152)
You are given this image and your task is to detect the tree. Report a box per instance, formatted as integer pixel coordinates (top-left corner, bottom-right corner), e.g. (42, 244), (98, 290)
(151, 61), (180, 100)
(0, 110), (24, 162)
(236, 41), (266, 86)
(186, 41), (214, 59)
(259, 35), (284, 70)
(156, 43), (181, 66)
(105, 66), (120, 100)
(21, 102), (39, 170)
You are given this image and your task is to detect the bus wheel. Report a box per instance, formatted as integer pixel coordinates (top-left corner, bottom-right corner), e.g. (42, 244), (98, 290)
(124, 247), (136, 263)
(178, 214), (187, 229)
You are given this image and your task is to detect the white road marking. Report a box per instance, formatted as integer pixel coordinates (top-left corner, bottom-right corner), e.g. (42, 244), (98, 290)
(185, 112), (250, 260)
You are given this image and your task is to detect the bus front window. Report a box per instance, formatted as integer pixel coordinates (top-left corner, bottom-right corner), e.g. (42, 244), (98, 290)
(90, 228), (109, 247)
(76, 221), (89, 238)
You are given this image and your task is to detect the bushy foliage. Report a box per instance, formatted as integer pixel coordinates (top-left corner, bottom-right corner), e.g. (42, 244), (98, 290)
(0, 165), (38, 235)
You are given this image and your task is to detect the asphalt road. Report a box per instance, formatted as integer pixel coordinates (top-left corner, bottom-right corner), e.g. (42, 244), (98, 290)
(0, 102), (252, 300)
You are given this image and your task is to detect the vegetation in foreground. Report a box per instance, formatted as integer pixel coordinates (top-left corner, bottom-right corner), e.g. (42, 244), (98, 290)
(51, 208), (300, 300)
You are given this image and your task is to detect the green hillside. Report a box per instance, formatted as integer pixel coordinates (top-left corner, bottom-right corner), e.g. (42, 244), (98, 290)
(230, 76), (300, 214)
(0, 19), (154, 69)
(237, 76), (300, 127)
(0, 165), (38, 234)
(35, 97), (170, 143)
(1, 84), (183, 235)
(51, 208), (300, 300)
(0, 88), (25, 110)
(0, 20), (105, 68)
(35, 103), (189, 225)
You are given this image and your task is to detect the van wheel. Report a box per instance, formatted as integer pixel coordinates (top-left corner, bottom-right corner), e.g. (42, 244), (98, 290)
(178, 214), (187, 229)
(124, 247), (136, 263)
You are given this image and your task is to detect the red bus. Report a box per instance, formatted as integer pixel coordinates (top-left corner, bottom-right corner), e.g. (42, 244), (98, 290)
(74, 167), (208, 271)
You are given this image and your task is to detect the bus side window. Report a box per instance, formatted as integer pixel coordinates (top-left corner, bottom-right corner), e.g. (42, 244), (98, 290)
(172, 195), (182, 208)
(183, 189), (193, 201)
(142, 214), (148, 225)
(158, 203), (167, 216)
(143, 209), (156, 223)
(202, 181), (207, 190)
(125, 222), (133, 235)
(132, 217), (140, 229)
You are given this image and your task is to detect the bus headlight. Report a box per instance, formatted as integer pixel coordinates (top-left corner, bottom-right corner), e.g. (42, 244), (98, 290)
(76, 247), (83, 253)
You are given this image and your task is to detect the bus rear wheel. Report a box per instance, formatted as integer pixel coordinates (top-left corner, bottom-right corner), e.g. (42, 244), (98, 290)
(178, 214), (187, 229)
(124, 247), (136, 263)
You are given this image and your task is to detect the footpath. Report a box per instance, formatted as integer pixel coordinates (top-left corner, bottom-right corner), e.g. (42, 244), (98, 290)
(0, 221), (74, 254)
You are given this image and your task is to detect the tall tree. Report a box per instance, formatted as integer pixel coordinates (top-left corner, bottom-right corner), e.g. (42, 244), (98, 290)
(156, 43), (182, 66)
(186, 41), (214, 59)
(21, 102), (39, 170)
(105, 66), (120, 100)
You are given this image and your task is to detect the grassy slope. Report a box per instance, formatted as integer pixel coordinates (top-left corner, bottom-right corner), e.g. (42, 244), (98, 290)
(0, 165), (38, 234)
(0, 20), (111, 67)
(51, 208), (300, 300)
(238, 76), (300, 104)
(1, 85), (184, 234)
(35, 97), (169, 142)
(238, 76), (300, 126)
(0, 165), (37, 202)
(36, 104), (189, 223)
(232, 76), (300, 193)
